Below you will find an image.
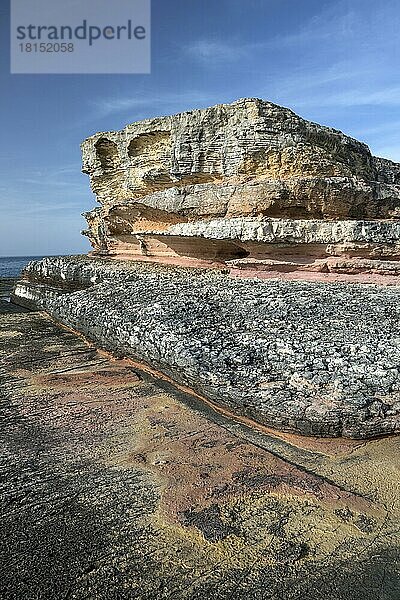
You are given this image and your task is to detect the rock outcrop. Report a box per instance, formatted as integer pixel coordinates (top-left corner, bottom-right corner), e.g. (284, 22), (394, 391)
(81, 98), (400, 278)
(12, 255), (400, 439)
(3, 289), (399, 599)
(11, 98), (400, 438)
(5, 98), (400, 598)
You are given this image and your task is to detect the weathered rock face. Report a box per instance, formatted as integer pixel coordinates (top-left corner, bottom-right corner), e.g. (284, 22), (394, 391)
(10, 99), (400, 440)
(81, 98), (400, 276)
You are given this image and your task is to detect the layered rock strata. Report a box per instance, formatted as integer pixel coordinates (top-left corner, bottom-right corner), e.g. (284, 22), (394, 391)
(13, 256), (400, 439)
(12, 99), (400, 439)
(80, 98), (400, 279)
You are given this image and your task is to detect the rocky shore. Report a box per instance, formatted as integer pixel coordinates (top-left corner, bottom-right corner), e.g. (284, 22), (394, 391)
(2, 278), (399, 599)
(6, 98), (400, 596)
(12, 254), (400, 439)
(11, 99), (400, 439)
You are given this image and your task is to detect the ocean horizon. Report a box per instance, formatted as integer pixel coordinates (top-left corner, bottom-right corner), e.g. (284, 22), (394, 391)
(0, 256), (47, 279)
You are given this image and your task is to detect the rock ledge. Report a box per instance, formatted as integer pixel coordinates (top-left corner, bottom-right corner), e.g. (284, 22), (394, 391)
(13, 255), (400, 439)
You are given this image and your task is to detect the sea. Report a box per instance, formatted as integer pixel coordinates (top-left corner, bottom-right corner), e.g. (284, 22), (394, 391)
(0, 256), (46, 279)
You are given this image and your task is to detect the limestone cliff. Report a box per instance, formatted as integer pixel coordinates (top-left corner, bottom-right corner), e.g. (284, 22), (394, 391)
(80, 98), (400, 276)
(11, 98), (400, 439)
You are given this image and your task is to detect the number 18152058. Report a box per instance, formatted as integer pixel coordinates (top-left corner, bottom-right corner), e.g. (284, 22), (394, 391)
(19, 43), (74, 52)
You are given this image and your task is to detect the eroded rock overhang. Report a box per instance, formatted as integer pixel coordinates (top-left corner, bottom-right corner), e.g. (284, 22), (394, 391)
(79, 98), (400, 282)
(81, 213), (400, 282)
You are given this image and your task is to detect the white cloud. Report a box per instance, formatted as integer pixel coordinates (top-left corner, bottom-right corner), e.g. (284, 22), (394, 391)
(184, 2), (358, 65)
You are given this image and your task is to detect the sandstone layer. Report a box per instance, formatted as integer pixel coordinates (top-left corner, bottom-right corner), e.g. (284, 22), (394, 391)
(80, 98), (400, 278)
(13, 256), (400, 439)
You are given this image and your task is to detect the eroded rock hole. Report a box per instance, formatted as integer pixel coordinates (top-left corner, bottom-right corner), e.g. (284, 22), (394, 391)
(128, 131), (171, 159)
(95, 138), (119, 170)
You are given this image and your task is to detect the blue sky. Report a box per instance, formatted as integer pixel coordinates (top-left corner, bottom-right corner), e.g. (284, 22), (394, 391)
(1, 0), (400, 256)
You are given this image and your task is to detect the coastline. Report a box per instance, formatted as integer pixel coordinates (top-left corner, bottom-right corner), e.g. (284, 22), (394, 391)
(12, 255), (400, 439)
(1, 280), (399, 598)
